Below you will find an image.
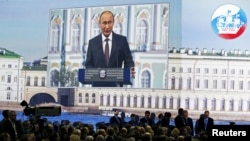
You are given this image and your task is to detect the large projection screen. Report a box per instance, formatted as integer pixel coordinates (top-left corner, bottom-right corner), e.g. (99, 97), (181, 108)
(47, 1), (181, 88)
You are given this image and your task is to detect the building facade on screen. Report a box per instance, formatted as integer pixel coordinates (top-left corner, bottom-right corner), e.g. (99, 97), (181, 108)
(47, 1), (182, 88)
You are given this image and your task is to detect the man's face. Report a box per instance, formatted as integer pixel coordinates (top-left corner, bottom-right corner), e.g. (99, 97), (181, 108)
(99, 12), (114, 37)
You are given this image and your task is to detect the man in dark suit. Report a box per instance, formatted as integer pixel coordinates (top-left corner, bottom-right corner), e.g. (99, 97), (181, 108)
(174, 108), (185, 129)
(183, 110), (194, 136)
(196, 110), (214, 135)
(109, 109), (123, 129)
(139, 110), (155, 127)
(85, 10), (135, 87)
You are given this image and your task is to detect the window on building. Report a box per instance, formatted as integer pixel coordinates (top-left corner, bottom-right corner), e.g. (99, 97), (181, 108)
(7, 92), (10, 100)
(213, 68), (217, 74)
(248, 100), (250, 111)
(231, 69), (235, 74)
(92, 93), (96, 103)
(141, 70), (150, 88)
(71, 23), (81, 52)
(85, 93), (89, 103)
(120, 95), (123, 107)
(172, 67), (175, 72)
(113, 95), (117, 106)
(34, 76), (38, 86)
(107, 94), (110, 106)
(1, 75), (4, 82)
(78, 93), (82, 103)
(50, 24), (60, 53)
(187, 77), (191, 90)
(155, 96), (159, 108)
(41, 77), (45, 87)
(239, 99), (243, 111)
(204, 79), (208, 89)
(221, 99), (225, 111)
(179, 77), (183, 90)
(196, 68), (200, 73)
(27, 76), (30, 86)
(164, 72), (168, 89)
(136, 19), (148, 51)
(92, 18), (100, 37)
(222, 69), (227, 74)
(162, 96), (167, 109)
(127, 95), (130, 107)
(187, 67), (192, 73)
(177, 97), (181, 109)
(239, 81), (243, 90)
(194, 97), (199, 110)
(133, 96), (137, 107)
(222, 80), (226, 89)
(230, 80), (234, 90)
(7, 75), (11, 83)
(204, 68), (209, 74)
(179, 67), (183, 73)
(113, 22), (122, 35)
(203, 98), (207, 110)
(171, 76), (175, 90)
(211, 98), (216, 110)
(169, 96), (173, 109)
(229, 99), (234, 111)
(100, 94), (103, 106)
(8, 64), (12, 68)
(239, 69), (244, 75)
(141, 96), (144, 108)
(213, 80), (217, 89)
(195, 79), (200, 88)
(162, 18), (168, 50)
(185, 97), (190, 109)
(147, 96), (151, 108)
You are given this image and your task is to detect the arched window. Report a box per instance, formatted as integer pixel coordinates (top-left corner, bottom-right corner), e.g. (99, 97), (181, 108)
(107, 94), (110, 106)
(78, 93), (82, 103)
(113, 22), (122, 34)
(50, 24), (60, 53)
(185, 97), (189, 109)
(92, 93), (96, 103)
(194, 97), (199, 110)
(187, 77), (191, 90)
(85, 93), (89, 103)
(169, 96), (173, 109)
(27, 76), (30, 86)
(171, 76), (175, 89)
(34, 76), (38, 86)
(211, 98), (216, 110)
(177, 97), (181, 108)
(162, 18), (169, 50)
(136, 19), (148, 51)
(50, 70), (59, 87)
(120, 95), (123, 107)
(113, 95), (117, 106)
(133, 95), (137, 107)
(100, 94), (104, 106)
(92, 20), (100, 37)
(229, 99), (234, 111)
(221, 98), (225, 111)
(148, 96), (152, 108)
(141, 70), (150, 88)
(141, 95), (144, 108)
(203, 98), (207, 110)
(155, 96), (159, 108)
(164, 72), (168, 88)
(127, 95), (130, 107)
(41, 77), (45, 87)
(71, 23), (81, 52)
(179, 77), (183, 90)
(162, 96), (167, 109)
(238, 99), (243, 111)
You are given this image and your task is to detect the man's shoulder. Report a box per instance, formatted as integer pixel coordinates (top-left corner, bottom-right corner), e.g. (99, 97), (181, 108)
(113, 32), (126, 39)
(89, 34), (101, 42)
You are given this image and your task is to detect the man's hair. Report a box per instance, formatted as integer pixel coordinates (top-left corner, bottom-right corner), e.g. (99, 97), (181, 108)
(99, 10), (114, 23)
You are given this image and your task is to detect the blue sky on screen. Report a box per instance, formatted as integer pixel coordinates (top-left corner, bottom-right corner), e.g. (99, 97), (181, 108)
(0, 0), (249, 62)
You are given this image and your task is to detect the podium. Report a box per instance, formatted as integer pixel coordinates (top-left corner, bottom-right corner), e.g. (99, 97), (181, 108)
(78, 68), (132, 87)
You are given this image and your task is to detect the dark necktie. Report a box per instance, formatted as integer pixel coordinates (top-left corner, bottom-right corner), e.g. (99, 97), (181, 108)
(104, 38), (109, 65)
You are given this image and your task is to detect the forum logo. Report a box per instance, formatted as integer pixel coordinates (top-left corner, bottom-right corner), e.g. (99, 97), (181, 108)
(211, 4), (247, 39)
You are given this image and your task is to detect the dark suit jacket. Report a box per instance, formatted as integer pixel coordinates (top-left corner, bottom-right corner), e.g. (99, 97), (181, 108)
(85, 32), (134, 87)
(109, 116), (123, 129)
(197, 117), (214, 134)
(2, 119), (23, 141)
(184, 117), (194, 136)
(139, 117), (154, 127)
(174, 115), (185, 129)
